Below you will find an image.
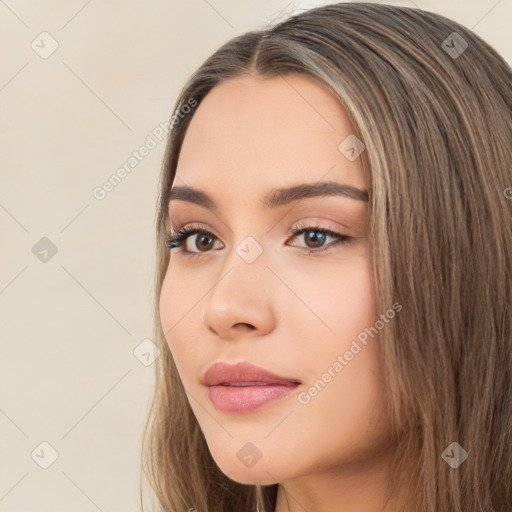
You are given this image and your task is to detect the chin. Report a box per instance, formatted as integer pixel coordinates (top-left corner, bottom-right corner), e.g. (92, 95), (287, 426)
(210, 451), (283, 485)
(221, 466), (280, 486)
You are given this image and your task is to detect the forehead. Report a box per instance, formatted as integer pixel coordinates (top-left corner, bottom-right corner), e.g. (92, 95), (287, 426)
(175, 72), (368, 196)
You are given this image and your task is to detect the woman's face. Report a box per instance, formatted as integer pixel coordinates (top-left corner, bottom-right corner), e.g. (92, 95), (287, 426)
(160, 73), (396, 485)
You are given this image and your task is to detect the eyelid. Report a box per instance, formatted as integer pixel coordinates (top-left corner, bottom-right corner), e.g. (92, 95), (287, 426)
(171, 217), (350, 237)
(169, 220), (342, 243)
(170, 222), (213, 236)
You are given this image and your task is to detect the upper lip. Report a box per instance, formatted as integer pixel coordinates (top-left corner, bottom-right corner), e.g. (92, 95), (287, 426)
(201, 361), (301, 386)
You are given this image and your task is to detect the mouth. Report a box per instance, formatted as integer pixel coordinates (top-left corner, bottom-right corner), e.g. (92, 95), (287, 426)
(201, 361), (302, 413)
(207, 382), (300, 413)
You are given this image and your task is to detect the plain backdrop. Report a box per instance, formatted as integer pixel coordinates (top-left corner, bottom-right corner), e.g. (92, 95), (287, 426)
(0, 1), (510, 510)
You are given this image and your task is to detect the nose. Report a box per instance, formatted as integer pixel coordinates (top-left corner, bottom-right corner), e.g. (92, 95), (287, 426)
(201, 256), (276, 341)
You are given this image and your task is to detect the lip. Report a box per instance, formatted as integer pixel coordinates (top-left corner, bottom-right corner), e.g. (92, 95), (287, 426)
(202, 361), (301, 413)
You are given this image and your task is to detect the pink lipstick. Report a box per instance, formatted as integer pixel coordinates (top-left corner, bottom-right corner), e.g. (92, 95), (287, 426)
(202, 361), (301, 413)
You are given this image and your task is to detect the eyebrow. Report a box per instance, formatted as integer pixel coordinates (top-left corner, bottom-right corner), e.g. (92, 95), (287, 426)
(168, 181), (369, 212)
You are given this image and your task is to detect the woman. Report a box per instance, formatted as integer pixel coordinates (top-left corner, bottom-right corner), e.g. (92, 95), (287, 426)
(141, 3), (512, 511)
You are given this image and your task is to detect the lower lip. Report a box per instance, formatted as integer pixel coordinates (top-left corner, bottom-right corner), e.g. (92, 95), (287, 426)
(207, 383), (299, 413)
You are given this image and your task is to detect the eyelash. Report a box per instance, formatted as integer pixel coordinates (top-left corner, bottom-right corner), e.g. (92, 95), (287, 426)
(165, 222), (352, 257)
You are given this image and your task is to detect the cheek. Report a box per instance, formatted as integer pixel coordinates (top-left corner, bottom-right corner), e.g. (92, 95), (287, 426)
(294, 355), (392, 473)
(159, 259), (195, 331)
(291, 252), (377, 343)
(290, 255), (388, 448)
(333, 256), (376, 323)
(159, 264), (198, 382)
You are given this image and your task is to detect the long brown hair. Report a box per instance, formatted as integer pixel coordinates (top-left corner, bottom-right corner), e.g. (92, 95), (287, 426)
(140, 3), (512, 511)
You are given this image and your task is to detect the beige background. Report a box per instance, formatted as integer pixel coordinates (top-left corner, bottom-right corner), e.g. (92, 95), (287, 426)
(0, 1), (509, 511)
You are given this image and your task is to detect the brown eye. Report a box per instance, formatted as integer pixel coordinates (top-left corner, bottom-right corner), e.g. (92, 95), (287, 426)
(167, 227), (221, 254)
(290, 225), (352, 254)
(192, 233), (216, 252)
(303, 230), (327, 248)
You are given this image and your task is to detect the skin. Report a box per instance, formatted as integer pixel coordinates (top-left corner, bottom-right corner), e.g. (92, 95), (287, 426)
(160, 73), (419, 512)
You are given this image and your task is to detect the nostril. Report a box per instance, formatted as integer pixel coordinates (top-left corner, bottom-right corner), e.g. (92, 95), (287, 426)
(236, 323), (255, 330)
